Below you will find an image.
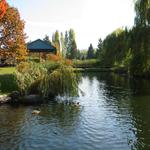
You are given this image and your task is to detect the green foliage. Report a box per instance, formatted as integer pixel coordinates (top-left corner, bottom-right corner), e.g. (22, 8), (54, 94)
(60, 32), (67, 58)
(0, 74), (18, 94)
(99, 28), (130, 67)
(15, 62), (47, 95)
(0, 67), (18, 94)
(134, 0), (150, 26)
(51, 29), (78, 59)
(97, 25), (150, 77)
(73, 59), (101, 68)
(96, 38), (103, 59)
(40, 63), (79, 97)
(52, 30), (61, 56)
(66, 29), (78, 59)
(130, 26), (150, 76)
(87, 44), (95, 59)
(43, 35), (51, 44)
(0, 67), (15, 75)
(15, 61), (79, 97)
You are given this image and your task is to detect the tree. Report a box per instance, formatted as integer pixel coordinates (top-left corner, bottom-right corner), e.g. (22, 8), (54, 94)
(76, 50), (81, 59)
(60, 32), (66, 58)
(64, 31), (69, 57)
(70, 39), (77, 59)
(66, 29), (77, 59)
(96, 38), (103, 58)
(130, 0), (150, 75)
(0, 5), (27, 63)
(134, 0), (150, 26)
(96, 1), (150, 76)
(43, 35), (51, 44)
(52, 30), (61, 56)
(87, 44), (95, 59)
(0, 0), (7, 19)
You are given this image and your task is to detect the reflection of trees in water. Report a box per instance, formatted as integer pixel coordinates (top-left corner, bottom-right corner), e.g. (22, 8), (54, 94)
(90, 72), (150, 150)
(129, 96), (150, 150)
(130, 78), (150, 96)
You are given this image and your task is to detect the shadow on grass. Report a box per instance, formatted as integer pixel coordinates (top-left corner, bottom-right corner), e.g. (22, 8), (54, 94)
(0, 74), (18, 94)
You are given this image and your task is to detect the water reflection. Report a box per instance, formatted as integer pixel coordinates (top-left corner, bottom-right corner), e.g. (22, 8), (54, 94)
(0, 73), (150, 150)
(88, 72), (150, 150)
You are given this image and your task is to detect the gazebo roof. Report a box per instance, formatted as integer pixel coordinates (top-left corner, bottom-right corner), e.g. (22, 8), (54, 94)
(27, 39), (56, 52)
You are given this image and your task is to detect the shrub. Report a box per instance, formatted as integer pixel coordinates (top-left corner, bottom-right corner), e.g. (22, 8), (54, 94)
(15, 62), (47, 95)
(15, 61), (79, 97)
(73, 59), (101, 68)
(40, 63), (79, 97)
(47, 54), (62, 62)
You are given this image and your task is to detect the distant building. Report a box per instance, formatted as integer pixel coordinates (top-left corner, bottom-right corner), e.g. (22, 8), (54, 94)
(27, 39), (56, 59)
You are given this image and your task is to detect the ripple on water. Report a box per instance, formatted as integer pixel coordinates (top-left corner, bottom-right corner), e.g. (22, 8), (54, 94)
(1, 73), (150, 150)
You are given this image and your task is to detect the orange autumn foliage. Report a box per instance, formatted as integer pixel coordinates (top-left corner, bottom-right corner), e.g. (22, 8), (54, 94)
(63, 59), (73, 66)
(0, 4), (27, 63)
(46, 53), (73, 66)
(0, 0), (7, 19)
(47, 54), (62, 62)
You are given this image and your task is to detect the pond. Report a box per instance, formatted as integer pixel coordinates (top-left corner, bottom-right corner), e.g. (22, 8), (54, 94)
(0, 73), (150, 150)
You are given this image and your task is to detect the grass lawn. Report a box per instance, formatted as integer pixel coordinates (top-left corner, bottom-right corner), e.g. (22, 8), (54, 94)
(0, 67), (16, 75)
(0, 67), (18, 94)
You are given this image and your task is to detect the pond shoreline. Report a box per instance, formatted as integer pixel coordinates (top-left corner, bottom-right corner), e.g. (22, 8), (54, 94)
(0, 67), (149, 106)
(0, 93), (47, 105)
(74, 67), (150, 79)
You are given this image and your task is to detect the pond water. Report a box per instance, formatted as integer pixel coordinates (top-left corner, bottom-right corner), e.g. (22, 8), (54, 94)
(0, 73), (150, 150)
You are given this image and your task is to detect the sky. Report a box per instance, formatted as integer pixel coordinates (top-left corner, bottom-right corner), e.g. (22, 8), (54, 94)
(7, 0), (135, 49)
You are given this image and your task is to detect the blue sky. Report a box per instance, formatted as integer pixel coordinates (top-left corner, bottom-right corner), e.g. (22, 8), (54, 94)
(7, 0), (135, 49)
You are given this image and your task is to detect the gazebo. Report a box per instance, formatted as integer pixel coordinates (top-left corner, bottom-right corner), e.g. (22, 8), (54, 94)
(27, 39), (56, 60)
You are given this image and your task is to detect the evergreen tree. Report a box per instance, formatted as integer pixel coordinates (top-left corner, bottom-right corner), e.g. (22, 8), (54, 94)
(70, 39), (77, 59)
(66, 29), (77, 59)
(65, 31), (69, 58)
(87, 44), (95, 59)
(43, 35), (51, 44)
(96, 38), (103, 58)
(76, 50), (81, 59)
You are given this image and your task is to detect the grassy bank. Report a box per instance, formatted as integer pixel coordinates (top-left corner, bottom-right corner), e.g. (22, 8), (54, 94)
(0, 67), (18, 94)
(0, 74), (18, 94)
(0, 67), (15, 75)
(74, 67), (128, 73)
(73, 59), (101, 68)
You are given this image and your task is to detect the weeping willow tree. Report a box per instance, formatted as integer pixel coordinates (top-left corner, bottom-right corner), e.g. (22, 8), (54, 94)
(134, 0), (150, 26)
(130, 0), (150, 76)
(40, 64), (79, 97)
(15, 62), (79, 98)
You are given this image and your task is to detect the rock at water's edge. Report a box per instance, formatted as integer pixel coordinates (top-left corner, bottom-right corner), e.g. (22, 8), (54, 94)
(21, 95), (43, 104)
(0, 95), (11, 104)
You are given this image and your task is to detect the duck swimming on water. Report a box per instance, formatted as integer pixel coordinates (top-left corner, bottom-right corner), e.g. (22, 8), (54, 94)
(32, 110), (40, 115)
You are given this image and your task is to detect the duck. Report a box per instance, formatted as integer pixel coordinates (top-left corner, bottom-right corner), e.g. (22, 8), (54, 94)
(73, 102), (80, 107)
(32, 110), (41, 115)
